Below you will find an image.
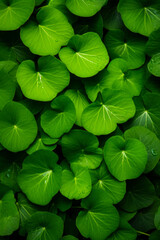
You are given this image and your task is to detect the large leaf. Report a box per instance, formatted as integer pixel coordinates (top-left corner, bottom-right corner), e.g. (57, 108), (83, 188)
(0, 0), (35, 31)
(104, 29), (146, 69)
(20, 6), (74, 56)
(61, 129), (103, 169)
(18, 150), (62, 206)
(0, 101), (38, 152)
(17, 193), (40, 236)
(124, 126), (160, 173)
(120, 176), (156, 212)
(149, 231), (160, 240)
(82, 88), (136, 135)
(0, 184), (19, 236)
(130, 198), (160, 232)
(41, 95), (76, 139)
(103, 58), (146, 97)
(148, 53), (160, 77)
(127, 93), (160, 138)
(59, 32), (109, 78)
(76, 190), (119, 240)
(0, 70), (16, 110)
(104, 136), (148, 181)
(27, 212), (64, 240)
(16, 56), (70, 101)
(66, 0), (107, 17)
(64, 89), (90, 126)
(106, 219), (137, 240)
(118, 0), (160, 36)
(60, 163), (92, 200)
(146, 28), (160, 57)
(90, 162), (126, 204)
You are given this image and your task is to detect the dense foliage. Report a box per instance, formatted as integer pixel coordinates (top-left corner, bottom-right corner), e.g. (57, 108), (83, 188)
(1, 0), (160, 239)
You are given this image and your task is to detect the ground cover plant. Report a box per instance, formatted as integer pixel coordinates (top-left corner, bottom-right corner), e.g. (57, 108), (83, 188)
(1, 0), (160, 239)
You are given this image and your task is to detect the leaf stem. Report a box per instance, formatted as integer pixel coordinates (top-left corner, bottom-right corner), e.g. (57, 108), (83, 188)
(136, 231), (150, 236)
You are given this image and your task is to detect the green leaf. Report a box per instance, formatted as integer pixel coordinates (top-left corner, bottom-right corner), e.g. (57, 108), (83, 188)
(0, 0), (35, 31)
(0, 101), (38, 152)
(20, 6), (74, 56)
(124, 126), (160, 173)
(62, 236), (78, 240)
(106, 219), (137, 240)
(130, 198), (160, 232)
(82, 88), (136, 135)
(60, 163), (92, 200)
(17, 193), (40, 236)
(26, 137), (56, 155)
(53, 194), (72, 212)
(149, 231), (160, 240)
(35, 0), (45, 6)
(103, 58), (146, 97)
(73, 13), (103, 38)
(148, 53), (160, 77)
(127, 93), (160, 138)
(66, 0), (107, 17)
(76, 190), (119, 240)
(101, 2), (123, 30)
(120, 176), (156, 212)
(26, 212), (64, 240)
(155, 206), (160, 230)
(118, 0), (160, 36)
(0, 184), (19, 236)
(104, 29), (146, 69)
(59, 32), (109, 78)
(17, 56), (70, 101)
(90, 162), (126, 204)
(61, 129), (103, 169)
(0, 31), (34, 63)
(146, 28), (160, 57)
(41, 95), (76, 139)
(64, 89), (90, 126)
(0, 70), (16, 110)
(18, 150), (62, 206)
(104, 136), (148, 181)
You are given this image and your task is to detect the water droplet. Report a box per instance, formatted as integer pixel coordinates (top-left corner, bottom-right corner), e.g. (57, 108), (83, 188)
(6, 173), (10, 178)
(151, 149), (158, 156)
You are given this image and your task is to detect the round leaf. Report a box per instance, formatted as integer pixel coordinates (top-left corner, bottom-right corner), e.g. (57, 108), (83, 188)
(146, 29), (160, 57)
(124, 126), (160, 173)
(106, 219), (137, 240)
(76, 190), (119, 240)
(0, 101), (38, 152)
(104, 29), (146, 69)
(16, 56), (70, 101)
(41, 95), (76, 139)
(60, 163), (92, 200)
(148, 53), (160, 77)
(18, 150), (62, 205)
(61, 129), (103, 169)
(90, 162), (126, 204)
(104, 58), (146, 97)
(64, 89), (90, 126)
(120, 176), (156, 212)
(20, 6), (74, 56)
(59, 32), (109, 78)
(0, 184), (19, 236)
(66, 0), (106, 17)
(127, 93), (160, 138)
(0, 0), (35, 31)
(27, 212), (63, 240)
(0, 70), (16, 110)
(82, 88), (136, 135)
(118, 0), (160, 36)
(104, 136), (148, 181)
